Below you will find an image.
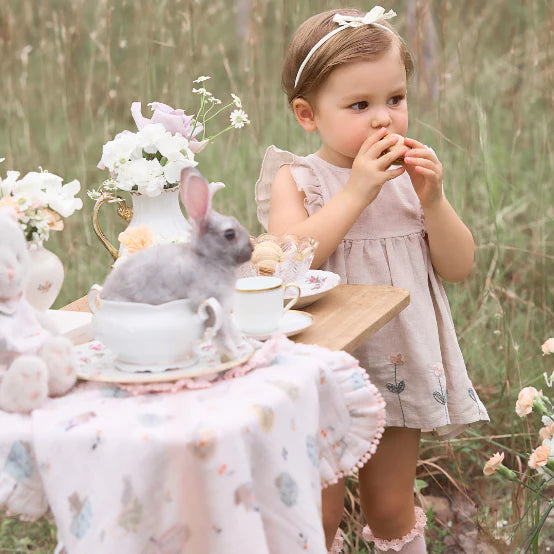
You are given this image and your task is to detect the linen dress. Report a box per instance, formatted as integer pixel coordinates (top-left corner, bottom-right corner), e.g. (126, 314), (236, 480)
(255, 145), (489, 439)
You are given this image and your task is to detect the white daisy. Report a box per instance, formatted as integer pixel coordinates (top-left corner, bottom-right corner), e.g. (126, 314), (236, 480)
(231, 93), (242, 108)
(192, 87), (213, 98)
(193, 75), (211, 83)
(230, 109), (250, 129)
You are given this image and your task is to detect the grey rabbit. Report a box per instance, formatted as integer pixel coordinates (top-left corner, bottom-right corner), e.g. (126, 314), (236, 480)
(101, 167), (253, 357)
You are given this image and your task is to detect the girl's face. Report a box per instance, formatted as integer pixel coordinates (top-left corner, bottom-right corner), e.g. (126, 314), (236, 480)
(310, 46), (409, 168)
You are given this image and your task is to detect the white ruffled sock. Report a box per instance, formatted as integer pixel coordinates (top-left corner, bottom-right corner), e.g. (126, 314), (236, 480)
(362, 506), (427, 552)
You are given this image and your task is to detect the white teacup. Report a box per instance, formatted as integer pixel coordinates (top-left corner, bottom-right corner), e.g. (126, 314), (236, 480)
(234, 276), (301, 335)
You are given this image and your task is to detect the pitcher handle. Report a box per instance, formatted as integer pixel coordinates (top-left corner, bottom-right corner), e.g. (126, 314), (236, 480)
(88, 284), (103, 314)
(92, 193), (134, 261)
(197, 297), (223, 335)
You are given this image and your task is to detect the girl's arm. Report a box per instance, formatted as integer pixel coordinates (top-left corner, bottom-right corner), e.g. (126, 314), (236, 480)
(422, 196), (474, 282)
(268, 130), (407, 269)
(403, 138), (474, 282)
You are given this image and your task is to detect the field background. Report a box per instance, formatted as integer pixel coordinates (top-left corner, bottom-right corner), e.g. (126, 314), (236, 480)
(0, 0), (552, 552)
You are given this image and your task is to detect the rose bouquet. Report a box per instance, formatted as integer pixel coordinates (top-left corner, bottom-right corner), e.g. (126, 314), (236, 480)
(88, 76), (250, 199)
(0, 162), (83, 247)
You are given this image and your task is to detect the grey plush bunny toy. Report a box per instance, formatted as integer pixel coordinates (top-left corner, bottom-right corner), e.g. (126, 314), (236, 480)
(0, 209), (77, 413)
(101, 168), (253, 358)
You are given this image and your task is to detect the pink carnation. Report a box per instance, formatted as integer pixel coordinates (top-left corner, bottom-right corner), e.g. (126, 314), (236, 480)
(528, 444), (551, 469)
(515, 386), (541, 417)
(541, 338), (554, 355)
(483, 452), (504, 475)
(539, 422), (554, 442)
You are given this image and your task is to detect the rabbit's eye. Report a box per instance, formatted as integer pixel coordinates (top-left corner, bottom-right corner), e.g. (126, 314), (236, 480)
(223, 229), (236, 240)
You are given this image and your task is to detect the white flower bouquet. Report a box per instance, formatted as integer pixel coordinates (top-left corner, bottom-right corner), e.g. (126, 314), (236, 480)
(0, 162), (83, 246)
(89, 76), (250, 199)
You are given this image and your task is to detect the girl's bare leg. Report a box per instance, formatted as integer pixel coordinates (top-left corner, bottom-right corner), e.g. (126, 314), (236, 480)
(321, 478), (346, 550)
(358, 427), (421, 540)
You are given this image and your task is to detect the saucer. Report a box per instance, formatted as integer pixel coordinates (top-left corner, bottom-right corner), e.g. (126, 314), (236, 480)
(286, 270), (340, 308)
(242, 310), (313, 341)
(75, 338), (256, 383)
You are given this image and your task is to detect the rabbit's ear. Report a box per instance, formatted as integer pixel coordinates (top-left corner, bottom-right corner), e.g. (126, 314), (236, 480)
(181, 169), (210, 234)
(208, 181), (225, 197)
(179, 167), (200, 204)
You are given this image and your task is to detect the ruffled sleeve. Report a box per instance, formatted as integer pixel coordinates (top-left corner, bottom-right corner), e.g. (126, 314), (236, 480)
(255, 145), (325, 230)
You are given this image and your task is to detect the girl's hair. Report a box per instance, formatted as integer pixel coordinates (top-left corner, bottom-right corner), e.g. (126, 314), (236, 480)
(282, 8), (414, 105)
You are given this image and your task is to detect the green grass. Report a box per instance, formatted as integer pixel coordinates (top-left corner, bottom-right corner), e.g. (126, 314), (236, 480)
(0, 512), (57, 553)
(0, 0), (552, 551)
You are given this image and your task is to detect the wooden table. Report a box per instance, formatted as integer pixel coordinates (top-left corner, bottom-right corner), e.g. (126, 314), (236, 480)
(61, 284), (409, 353)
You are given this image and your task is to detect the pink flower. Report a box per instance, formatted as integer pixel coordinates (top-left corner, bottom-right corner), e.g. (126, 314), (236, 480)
(483, 451), (504, 475)
(432, 363), (444, 377)
(539, 422), (554, 442)
(118, 225), (154, 254)
(528, 444), (551, 469)
(131, 102), (207, 153)
(541, 338), (554, 355)
(515, 386), (541, 417)
(390, 353), (405, 365)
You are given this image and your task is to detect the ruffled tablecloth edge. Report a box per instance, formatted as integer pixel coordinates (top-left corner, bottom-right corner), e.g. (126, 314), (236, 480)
(321, 368), (386, 488)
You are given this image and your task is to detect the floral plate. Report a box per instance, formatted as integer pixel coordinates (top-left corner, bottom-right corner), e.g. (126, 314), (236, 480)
(75, 337), (256, 384)
(286, 270), (341, 308)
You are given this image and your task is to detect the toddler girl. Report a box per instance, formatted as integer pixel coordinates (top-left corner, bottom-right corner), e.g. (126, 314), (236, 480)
(255, 6), (489, 553)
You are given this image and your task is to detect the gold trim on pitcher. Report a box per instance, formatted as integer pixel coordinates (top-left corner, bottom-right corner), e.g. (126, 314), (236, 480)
(92, 193), (134, 261)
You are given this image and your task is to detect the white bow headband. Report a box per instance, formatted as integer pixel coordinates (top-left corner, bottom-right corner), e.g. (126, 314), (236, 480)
(294, 6), (397, 88)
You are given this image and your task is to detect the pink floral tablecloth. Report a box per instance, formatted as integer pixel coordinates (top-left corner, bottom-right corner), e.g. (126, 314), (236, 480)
(0, 336), (385, 554)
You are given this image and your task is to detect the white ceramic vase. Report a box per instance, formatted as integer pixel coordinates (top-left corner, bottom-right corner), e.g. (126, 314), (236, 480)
(25, 244), (64, 311)
(93, 185), (192, 261)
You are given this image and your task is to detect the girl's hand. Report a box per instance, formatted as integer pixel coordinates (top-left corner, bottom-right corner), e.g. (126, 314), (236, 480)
(346, 128), (408, 206)
(402, 137), (443, 209)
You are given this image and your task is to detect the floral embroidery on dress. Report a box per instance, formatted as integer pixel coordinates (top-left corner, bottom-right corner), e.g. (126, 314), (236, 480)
(431, 363), (450, 424)
(468, 387), (481, 417)
(386, 353), (406, 426)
